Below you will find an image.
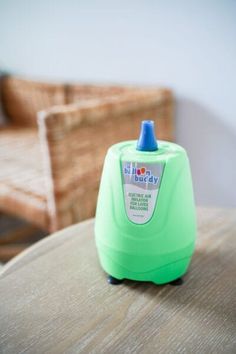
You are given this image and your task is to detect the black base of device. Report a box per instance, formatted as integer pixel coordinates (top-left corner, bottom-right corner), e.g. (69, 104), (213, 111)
(107, 275), (184, 286)
(107, 275), (124, 285)
(169, 277), (184, 286)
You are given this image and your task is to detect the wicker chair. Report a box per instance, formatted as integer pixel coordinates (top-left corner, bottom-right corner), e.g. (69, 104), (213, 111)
(0, 76), (173, 257)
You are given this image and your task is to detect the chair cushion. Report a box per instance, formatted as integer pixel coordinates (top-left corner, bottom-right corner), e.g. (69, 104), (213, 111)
(0, 127), (48, 229)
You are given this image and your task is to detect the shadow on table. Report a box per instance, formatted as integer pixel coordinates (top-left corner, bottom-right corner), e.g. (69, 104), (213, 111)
(121, 246), (236, 324)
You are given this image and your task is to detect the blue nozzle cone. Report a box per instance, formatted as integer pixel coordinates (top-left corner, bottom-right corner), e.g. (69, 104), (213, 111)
(136, 120), (158, 151)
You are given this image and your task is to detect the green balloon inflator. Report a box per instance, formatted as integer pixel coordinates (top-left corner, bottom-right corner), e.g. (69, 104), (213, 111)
(95, 120), (196, 285)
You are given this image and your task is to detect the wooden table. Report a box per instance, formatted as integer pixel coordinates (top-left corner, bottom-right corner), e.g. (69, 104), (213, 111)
(0, 208), (236, 354)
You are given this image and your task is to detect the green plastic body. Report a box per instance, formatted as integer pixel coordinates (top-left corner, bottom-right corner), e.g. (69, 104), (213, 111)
(95, 140), (196, 284)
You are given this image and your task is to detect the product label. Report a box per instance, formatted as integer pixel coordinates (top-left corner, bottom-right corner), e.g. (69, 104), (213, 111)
(122, 161), (164, 224)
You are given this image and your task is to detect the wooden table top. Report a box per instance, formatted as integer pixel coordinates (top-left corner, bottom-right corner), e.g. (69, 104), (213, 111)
(0, 208), (236, 354)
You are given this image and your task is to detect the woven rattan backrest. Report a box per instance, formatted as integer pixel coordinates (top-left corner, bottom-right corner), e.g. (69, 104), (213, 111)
(1, 77), (138, 127)
(1, 76), (66, 127)
(65, 84), (131, 103)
